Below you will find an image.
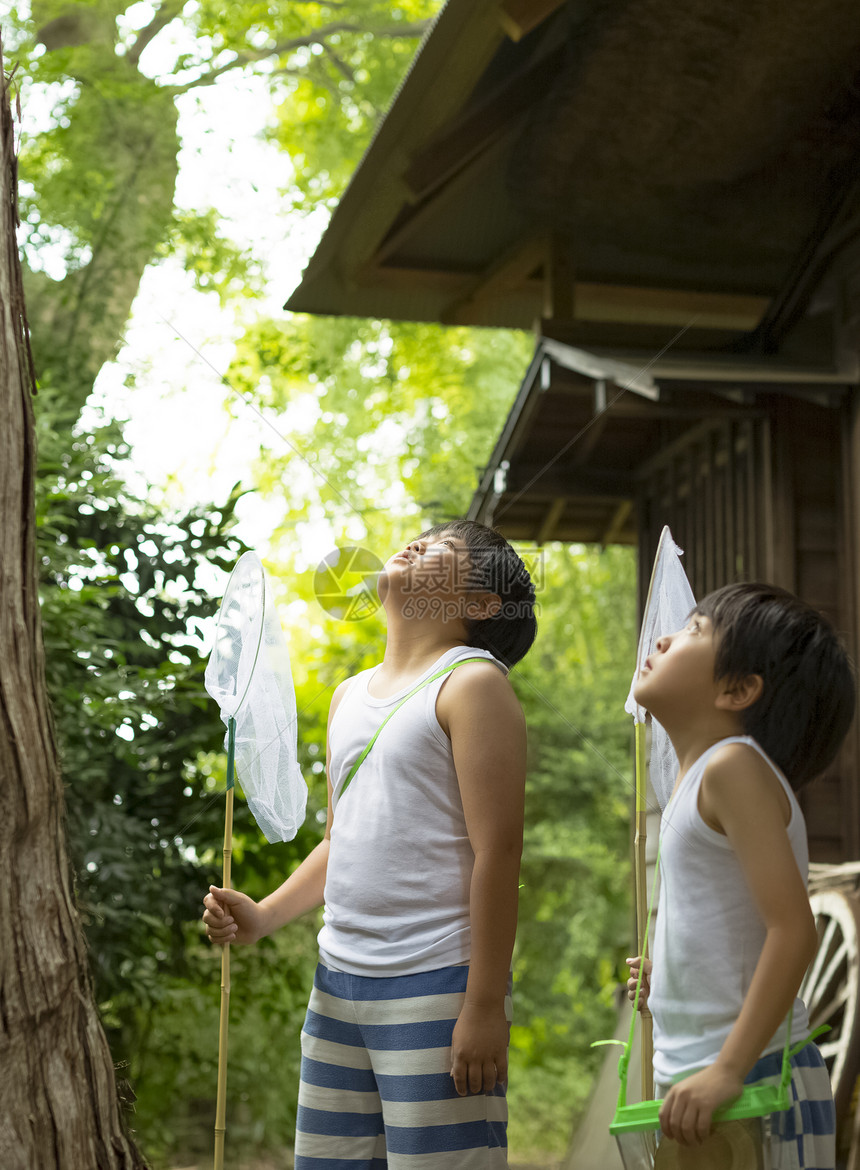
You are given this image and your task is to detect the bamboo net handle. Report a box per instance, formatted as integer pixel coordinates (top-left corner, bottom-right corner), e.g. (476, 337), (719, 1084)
(214, 784), (234, 1170)
(634, 722), (655, 1101)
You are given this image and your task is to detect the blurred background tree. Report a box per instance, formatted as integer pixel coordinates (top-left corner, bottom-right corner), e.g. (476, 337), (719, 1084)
(6, 1), (636, 1163)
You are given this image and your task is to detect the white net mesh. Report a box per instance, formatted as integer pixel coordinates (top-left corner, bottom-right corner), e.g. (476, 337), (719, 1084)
(204, 552), (307, 843)
(624, 527), (697, 810)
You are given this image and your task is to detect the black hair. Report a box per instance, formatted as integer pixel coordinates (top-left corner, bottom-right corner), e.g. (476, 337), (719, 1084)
(695, 583), (856, 790)
(417, 519), (537, 667)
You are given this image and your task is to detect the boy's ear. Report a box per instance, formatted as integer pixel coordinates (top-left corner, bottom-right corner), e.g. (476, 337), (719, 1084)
(716, 673), (763, 712)
(465, 592), (502, 621)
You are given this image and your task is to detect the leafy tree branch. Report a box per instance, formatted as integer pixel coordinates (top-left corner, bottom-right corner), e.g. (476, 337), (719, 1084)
(16, 2), (434, 425)
(170, 21), (430, 94)
(127, 0), (185, 66)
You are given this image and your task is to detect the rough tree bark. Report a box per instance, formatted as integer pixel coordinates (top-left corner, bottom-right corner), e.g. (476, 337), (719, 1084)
(0, 40), (148, 1170)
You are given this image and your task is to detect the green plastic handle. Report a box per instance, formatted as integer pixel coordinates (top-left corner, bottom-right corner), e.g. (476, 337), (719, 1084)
(226, 716), (236, 791)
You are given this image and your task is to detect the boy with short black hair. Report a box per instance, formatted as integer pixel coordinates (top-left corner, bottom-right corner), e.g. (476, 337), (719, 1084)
(413, 520), (537, 668)
(627, 582), (855, 1167)
(204, 520), (536, 1168)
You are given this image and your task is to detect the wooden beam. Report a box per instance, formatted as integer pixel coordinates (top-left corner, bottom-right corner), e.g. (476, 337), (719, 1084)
(574, 284), (768, 330)
(545, 373), (765, 419)
(570, 384), (611, 467)
(537, 497), (566, 544)
(367, 264), (769, 330)
(539, 317), (743, 352)
(553, 346), (857, 385)
(440, 236), (546, 325)
(575, 282), (766, 328)
(402, 43), (565, 201)
(603, 500), (634, 545)
(370, 126), (519, 268)
(505, 464), (635, 498)
(499, 0), (568, 41)
(753, 172), (860, 354)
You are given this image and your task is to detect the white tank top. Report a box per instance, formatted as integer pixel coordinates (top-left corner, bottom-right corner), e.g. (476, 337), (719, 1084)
(650, 736), (810, 1084)
(318, 646), (507, 976)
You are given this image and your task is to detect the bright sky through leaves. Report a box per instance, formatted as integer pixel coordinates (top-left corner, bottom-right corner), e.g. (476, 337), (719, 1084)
(16, 2), (331, 552)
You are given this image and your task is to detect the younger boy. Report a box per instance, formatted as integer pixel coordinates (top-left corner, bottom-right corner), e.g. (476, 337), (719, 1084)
(627, 582), (855, 1166)
(203, 520), (537, 1168)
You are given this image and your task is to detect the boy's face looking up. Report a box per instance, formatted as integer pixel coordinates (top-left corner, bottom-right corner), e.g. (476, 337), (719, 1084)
(378, 531), (498, 623)
(383, 531), (471, 590)
(633, 611), (727, 723)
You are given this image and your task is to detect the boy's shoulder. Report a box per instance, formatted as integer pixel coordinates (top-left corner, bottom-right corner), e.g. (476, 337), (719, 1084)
(442, 653), (511, 690)
(699, 740), (795, 835)
(437, 654), (522, 726)
(327, 668), (371, 722)
(703, 738), (786, 786)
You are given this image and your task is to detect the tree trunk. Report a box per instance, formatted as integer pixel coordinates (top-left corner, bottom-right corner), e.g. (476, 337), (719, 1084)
(0, 43), (148, 1170)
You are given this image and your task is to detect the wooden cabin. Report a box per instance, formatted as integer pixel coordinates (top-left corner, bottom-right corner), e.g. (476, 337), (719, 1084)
(287, 0), (860, 1158)
(467, 335), (860, 865)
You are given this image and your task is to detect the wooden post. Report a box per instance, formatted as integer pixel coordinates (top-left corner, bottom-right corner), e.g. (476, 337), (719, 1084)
(543, 231), (575, 323)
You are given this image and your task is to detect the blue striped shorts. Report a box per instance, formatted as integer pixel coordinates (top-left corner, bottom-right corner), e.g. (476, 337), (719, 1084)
(294, 962), (512, 1169)
(746, 1043), (836, 1170)
(657, 1042), (835, 1169)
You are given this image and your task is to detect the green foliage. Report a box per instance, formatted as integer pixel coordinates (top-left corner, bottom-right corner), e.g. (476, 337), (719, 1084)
(261, 1), (439, 209)
(19, 61), (176, 259)
(33, 385), (326, 1162)
(506, 545), (636, 1154)
(158, 208), (264, 304)
(129, 925), (320, 1162)
(11, 0), (436, 420)
(14, 9), (181, 409)
(228, 312), (533, 538)
(36, 387), (232, 1002)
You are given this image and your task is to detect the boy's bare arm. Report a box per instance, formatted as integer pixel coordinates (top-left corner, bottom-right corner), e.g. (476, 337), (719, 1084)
(203, 837), (330, 944)
(659, 743), (818, 1146)
(202, 679), (348, 945)
(440, 663), (527, 1096)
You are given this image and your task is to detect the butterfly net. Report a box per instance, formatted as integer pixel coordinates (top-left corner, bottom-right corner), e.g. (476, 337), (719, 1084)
(624, 527), (696, 810)
(204, 552), (307, 842)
